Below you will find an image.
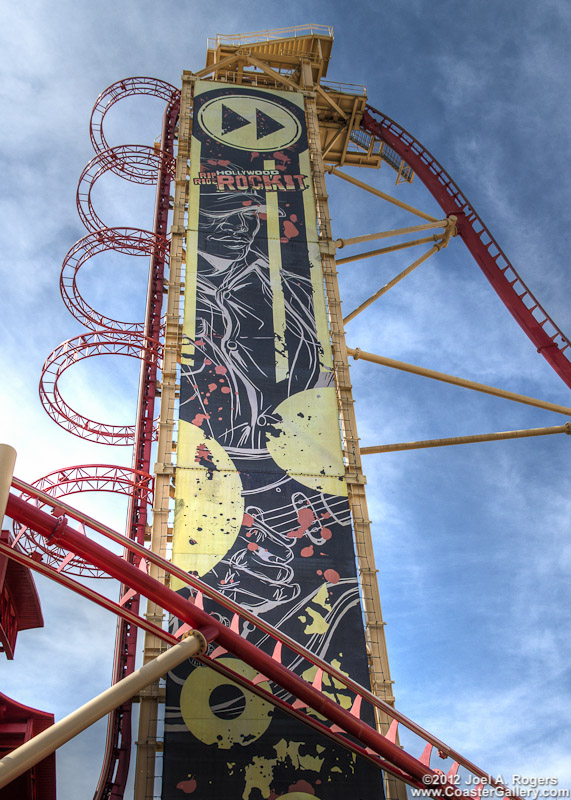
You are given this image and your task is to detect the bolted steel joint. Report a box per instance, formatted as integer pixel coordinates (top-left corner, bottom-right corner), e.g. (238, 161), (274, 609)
(182, 628), (209, 656)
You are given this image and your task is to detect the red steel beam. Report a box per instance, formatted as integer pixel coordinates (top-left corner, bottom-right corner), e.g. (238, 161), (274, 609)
(0, 540), (418, 790)
(0, 541), (171, 645)
(5, 492), (518, 800)
(9, 475), (515, 792)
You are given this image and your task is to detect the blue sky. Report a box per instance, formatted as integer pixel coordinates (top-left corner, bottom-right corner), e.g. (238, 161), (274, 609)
(1, 0), (571, 797)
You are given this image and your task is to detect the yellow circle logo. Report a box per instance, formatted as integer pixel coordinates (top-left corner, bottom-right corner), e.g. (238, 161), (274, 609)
(180, 657), (273, 748)
(197, 95), (302, 151)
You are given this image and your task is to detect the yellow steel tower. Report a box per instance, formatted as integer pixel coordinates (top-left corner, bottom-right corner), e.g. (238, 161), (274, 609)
(137, 26), (419, 800)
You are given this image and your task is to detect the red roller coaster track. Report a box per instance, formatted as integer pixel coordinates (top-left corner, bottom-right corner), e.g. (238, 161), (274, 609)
(76, 145), (175, 235)
(14, 465), (153, 577)
(91, 80), (179, 800)
(361, 106), (571, 389)
(39, 331), (161, 445)
(90, 77), (178, 157)
(7, 77), (568, 800)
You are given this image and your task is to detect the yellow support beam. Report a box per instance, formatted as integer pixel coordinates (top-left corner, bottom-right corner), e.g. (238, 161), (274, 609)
(0, 445), (16, 525)
(343, 245), (439, 324)
(327, 165), (439, 222)
(192, 52), (241, 79)
(348, 348), (571, 417)
(335, 219), (449, 249)
(361, 423), (571, 454)
(245, 53), (303, 92)
(337, 235), (438, 267)
(0, 631), (209, 792)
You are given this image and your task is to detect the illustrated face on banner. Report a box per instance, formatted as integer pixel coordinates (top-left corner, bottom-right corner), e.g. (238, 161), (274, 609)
(198, 190), (267, 263)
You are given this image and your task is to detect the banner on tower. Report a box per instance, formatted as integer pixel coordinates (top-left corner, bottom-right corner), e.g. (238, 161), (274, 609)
(163, 81), (382, 800)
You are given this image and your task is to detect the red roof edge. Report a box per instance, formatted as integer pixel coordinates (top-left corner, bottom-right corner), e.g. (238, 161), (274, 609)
(0, 691), (56, 800)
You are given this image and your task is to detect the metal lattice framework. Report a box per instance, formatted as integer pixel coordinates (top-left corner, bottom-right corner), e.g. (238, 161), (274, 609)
(90, 77), (179, 156)
(76, 145), (175, 234)
(39, 331), (161, 445)
(31, 76), (180, 797)
(60, 227), (168, 334)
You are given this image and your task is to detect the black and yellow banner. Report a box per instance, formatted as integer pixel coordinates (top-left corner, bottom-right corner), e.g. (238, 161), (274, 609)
(163, 82), (382, 800)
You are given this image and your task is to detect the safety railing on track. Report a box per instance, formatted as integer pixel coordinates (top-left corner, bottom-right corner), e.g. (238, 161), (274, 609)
(12, 466), (153, 576)
(60, 228), (168, 334)
(90, 77), (177, 157)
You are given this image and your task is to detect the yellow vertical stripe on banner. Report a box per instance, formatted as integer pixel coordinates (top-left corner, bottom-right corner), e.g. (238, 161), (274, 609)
(301, 161), (333, 371)
(184, 137), (202, 355)
(264, 159), (289, 383)
(307, 239), (333, 372)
